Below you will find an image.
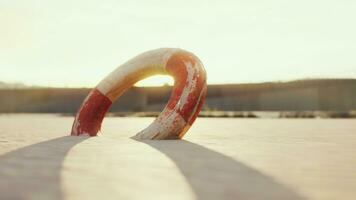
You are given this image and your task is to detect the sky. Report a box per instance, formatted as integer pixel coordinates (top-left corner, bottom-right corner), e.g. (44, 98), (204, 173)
(1, 0), (355, 87)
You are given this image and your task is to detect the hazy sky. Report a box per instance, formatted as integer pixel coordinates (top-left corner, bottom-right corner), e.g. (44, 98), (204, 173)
(1, 0), (355, 87)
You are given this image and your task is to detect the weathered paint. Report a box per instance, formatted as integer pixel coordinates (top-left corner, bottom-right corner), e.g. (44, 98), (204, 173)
(71, 89), (112, 136)
(71, 48), (207, 139)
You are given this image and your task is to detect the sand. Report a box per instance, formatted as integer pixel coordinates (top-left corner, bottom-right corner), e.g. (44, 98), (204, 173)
(0, 114), (355, 200)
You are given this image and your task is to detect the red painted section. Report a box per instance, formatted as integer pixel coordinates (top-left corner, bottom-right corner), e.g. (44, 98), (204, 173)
(166, 52), (207, 123)
(165, 52), (189, 112)
(188, 86), (207, 125)
(71, 89), (112, 136)
(179, 68), (206, 122)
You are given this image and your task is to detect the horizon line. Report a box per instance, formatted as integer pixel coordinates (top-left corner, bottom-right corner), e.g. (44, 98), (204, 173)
(1, 78), (356, 89)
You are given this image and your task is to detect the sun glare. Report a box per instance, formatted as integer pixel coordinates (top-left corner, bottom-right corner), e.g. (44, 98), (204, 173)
(134, 75), (174, 87)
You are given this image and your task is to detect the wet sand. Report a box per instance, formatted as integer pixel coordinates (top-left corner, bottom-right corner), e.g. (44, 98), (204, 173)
(0, 114), (355, 200)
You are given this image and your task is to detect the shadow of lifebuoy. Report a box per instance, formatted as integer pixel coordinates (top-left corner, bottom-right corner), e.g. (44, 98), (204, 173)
(0, 136), (88, 200)
(138, 139), (307, 200)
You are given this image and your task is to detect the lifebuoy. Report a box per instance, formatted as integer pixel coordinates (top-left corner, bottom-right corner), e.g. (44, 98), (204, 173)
(71, 48), (207, 139)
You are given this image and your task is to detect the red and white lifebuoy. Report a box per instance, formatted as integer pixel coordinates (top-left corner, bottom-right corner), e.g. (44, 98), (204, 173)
(71, 48), (207, 139)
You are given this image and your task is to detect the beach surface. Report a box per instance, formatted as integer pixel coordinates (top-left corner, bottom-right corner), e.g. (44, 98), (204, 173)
(0, 114), (355, 200)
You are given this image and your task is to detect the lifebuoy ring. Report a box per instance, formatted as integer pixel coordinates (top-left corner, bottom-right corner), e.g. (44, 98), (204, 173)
(71, 48), (207, 139)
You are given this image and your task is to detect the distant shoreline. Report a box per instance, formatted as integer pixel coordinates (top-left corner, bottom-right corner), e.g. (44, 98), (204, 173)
(55, 111), (356, 118)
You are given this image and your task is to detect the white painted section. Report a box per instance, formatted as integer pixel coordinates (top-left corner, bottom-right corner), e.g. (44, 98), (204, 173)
(133, 110), (187, 140)
(96, 48), (180, 95)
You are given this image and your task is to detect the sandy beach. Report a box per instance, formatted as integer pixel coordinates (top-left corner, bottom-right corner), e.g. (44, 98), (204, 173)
(0, 114), (355, 200)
